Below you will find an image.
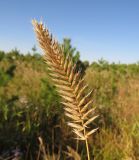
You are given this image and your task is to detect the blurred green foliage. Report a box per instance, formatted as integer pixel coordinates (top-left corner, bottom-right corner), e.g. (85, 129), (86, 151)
(0, 42), (139, 159)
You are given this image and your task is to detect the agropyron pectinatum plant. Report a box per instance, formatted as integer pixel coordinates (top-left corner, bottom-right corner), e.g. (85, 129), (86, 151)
(32, 20), (98, 160)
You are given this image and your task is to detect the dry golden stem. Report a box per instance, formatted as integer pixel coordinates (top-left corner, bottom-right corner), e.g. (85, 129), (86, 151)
(32, 19), (98, 160)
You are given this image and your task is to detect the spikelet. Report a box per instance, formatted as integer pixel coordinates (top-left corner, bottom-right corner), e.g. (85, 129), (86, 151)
(32, 20), (98, 160)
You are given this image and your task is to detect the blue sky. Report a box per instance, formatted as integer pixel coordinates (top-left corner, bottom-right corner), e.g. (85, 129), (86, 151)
(0, 0), (139, 63)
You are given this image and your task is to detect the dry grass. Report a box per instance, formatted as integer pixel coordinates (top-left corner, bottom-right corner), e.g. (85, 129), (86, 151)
(38, 137), (61, 160)
(32, 19), (98, 160)
(38, 137), (81, 160)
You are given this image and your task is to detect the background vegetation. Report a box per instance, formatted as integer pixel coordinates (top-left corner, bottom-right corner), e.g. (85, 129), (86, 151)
(0, 40), (139, 159)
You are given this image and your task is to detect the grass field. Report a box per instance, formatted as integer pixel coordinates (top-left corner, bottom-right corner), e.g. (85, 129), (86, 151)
(0, 50), (139, 159)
